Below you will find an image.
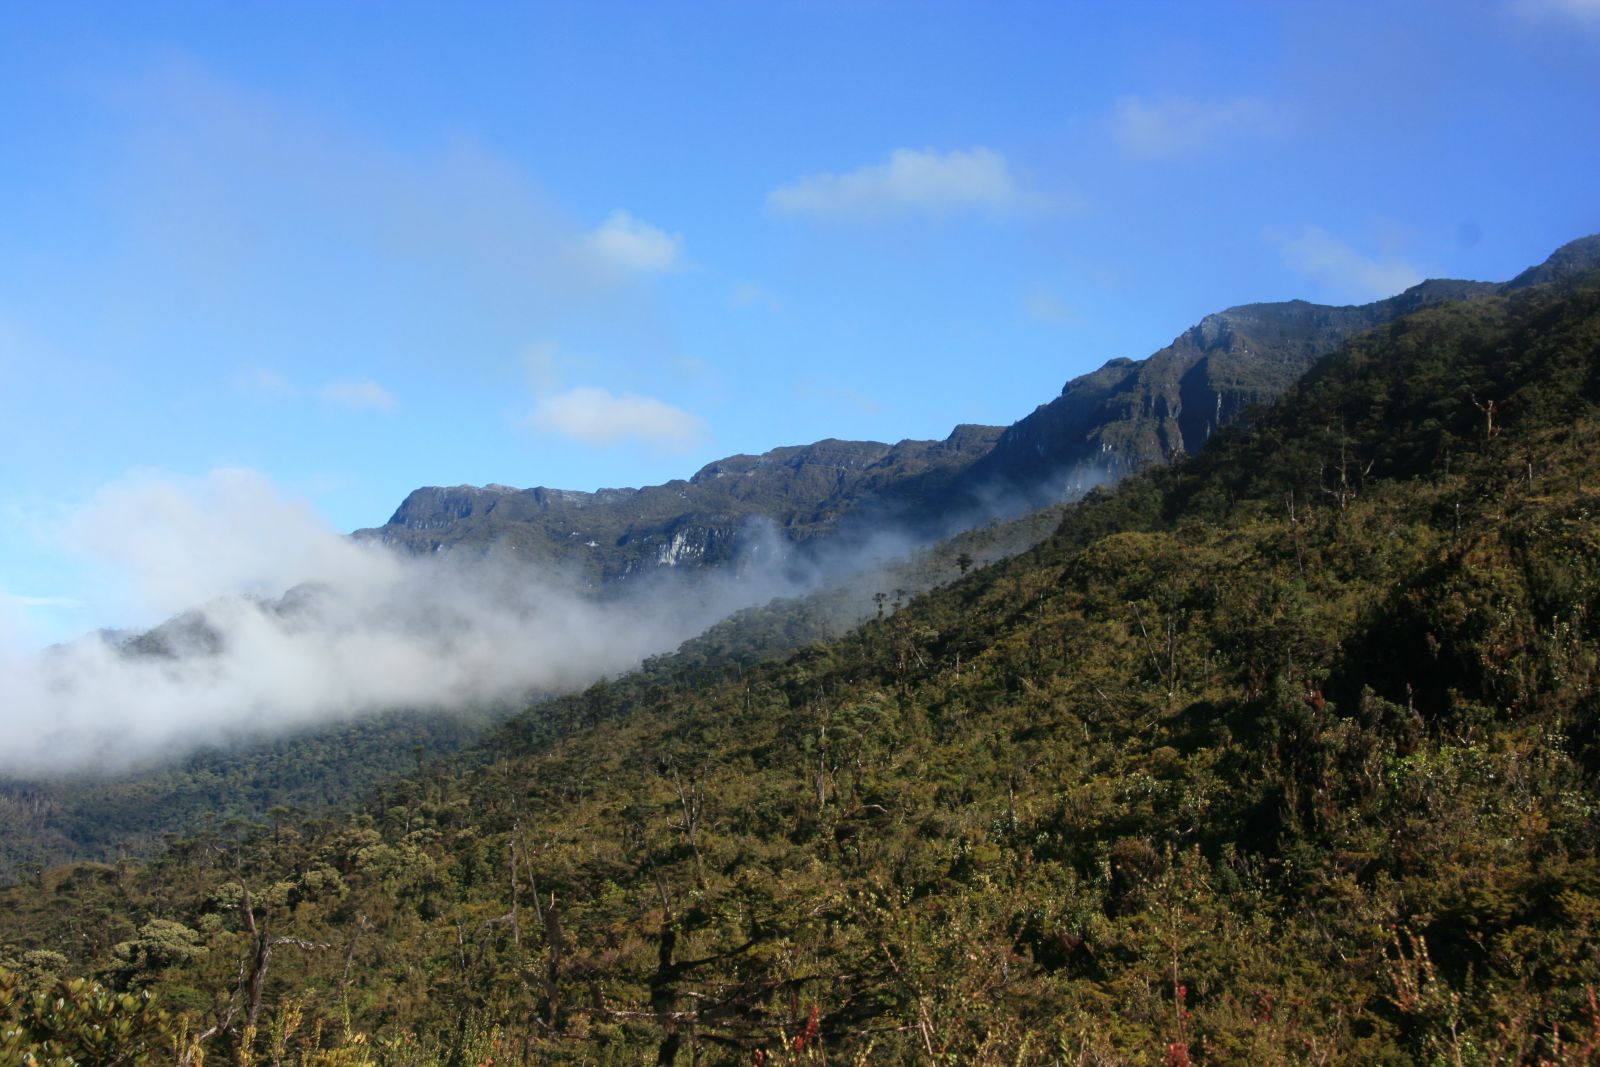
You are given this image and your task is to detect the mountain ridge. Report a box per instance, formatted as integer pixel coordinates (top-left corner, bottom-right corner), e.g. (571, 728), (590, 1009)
(357, 254), (1591, 579)
(356, 427), (1008, 581)
(5, 240), (1599, 1064)
(956, 276), (1503, 508)
(5, 238), (1594, 886)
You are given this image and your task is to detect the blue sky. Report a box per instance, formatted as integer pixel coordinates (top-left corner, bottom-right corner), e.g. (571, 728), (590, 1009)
(2, 0), (1598, 644)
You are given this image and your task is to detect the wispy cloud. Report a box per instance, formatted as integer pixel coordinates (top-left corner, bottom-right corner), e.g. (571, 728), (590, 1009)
(246, 369), (397, 411)
(106, 58), (678, 353)
(62, 468), (375, 618)
(521, 340), (565, 393)
(248, 368), (297, 396)
(768, 147), (1036, 220)
(792, 380), (880, 414)
(0, 590), (81, 644)
(528, 386), (707, 449)
(1509, 0), (1600, 26)
(584, 210), (684, 273)
(1111, 96), (1280, 160)
(667, 355), (715, 383)
(1024, 285), (1073, 324)
(319, 378), (397, 410)
(0, 468), (826, 773)
(1270, 225), (1423, 302)
(730, 281), (782, 312)
(0, 592), (80, 609)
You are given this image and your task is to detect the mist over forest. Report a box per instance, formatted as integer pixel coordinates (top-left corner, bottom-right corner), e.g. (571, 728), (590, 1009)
(3, 4), (1599, 1064)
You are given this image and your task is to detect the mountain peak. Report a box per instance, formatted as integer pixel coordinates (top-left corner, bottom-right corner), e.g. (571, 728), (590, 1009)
(359, 234), (1597, 589)
(1506, 233), (1600, 289)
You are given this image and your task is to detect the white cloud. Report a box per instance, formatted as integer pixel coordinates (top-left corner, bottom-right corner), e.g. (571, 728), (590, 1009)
(1111, 96), (1279, 160)
(768, 147), (1033, 219)
(1025, 286), (1073, 324)
(584, 210), (684, 273)
(1, 468), (820, 773)
(319, 377), (397, 410)
(0, 591), (81, 648)
(245, 369), (397, 410)
(1510, 0), (1600, 25)
(104, 58), (675, 352)
(792, 380), (880, 414)
(62, 468), (391, 618)
(528, 386), (706, 448)
(730, 281), (782, 311)
(1271, 226), (1424, 302)
(667, 355), (715, 382)
(248, 368), (296, 396)
(0, 592), (79, 609)
(522, 340), (564, 392)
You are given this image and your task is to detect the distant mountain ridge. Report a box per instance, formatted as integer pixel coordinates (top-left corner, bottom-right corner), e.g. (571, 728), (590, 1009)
(957, 277), (1501, 506)
(358, 428), (1005, 582)
(3, 235), (1594, 885)
(358, 237), (1600, 581)
(8, 238), (1600, 1063)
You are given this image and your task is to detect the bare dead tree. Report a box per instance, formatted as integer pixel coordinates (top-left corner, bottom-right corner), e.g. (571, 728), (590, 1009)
(180, 854), (327, 1066)
(1321, 434), (1373, 514)
(1286, 492), (1305, 577)
(1470, 389), (1499, 439)
(238, 880), (328, 1039)
(1129, 600), (1178, 700)
(509, 829), (521, 951)
(668, 765), (708, 889)
(518, 831), (565, 1029)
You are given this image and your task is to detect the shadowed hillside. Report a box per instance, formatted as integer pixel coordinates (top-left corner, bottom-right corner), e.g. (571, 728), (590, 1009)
(3, 243), (1598, 1064)
(357, 259), (1575, 582)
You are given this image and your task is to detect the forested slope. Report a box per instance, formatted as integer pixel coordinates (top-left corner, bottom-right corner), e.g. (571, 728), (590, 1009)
(11, 245), (1586, 890)
(0, 502), (1061, 886)
(3, 268), (1600, 1064)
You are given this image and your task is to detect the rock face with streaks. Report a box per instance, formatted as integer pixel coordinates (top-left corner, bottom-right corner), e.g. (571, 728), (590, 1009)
(356, 430), (1007, 583)
(359, 238), (1600, 583)
(954, 278), (1499, 510)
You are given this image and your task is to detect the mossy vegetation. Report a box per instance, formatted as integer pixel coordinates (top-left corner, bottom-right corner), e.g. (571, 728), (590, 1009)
(3, 268), (1600, 1063)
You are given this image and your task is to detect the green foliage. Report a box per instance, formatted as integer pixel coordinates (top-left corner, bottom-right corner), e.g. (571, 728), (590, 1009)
(4, 264), (1600, 1063)
(0, 709), (501, 883)
(0, 967), (178, 1065)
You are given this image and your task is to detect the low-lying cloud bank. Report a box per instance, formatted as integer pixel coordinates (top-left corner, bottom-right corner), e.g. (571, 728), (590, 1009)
(0, 470), (813, 777)
(0, 455), (1103, 778)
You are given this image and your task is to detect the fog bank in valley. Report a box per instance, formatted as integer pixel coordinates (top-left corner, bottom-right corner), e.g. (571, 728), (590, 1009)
(0, 469), (819, 776)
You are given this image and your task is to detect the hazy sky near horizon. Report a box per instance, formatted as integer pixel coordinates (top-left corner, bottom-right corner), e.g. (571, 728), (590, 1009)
(2, 0), (1598, 643)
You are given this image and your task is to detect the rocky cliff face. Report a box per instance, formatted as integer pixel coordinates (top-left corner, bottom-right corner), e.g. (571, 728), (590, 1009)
(1506, 234), (1600, 289)
(358, 238), (1600, 584)
(354, 429), (1006, 583)
(954, 277), (1500, 511)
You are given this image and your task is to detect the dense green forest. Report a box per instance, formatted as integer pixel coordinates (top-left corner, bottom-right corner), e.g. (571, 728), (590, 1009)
(4, 267), (1600, 1064)
(0, 502), (1062, 886)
